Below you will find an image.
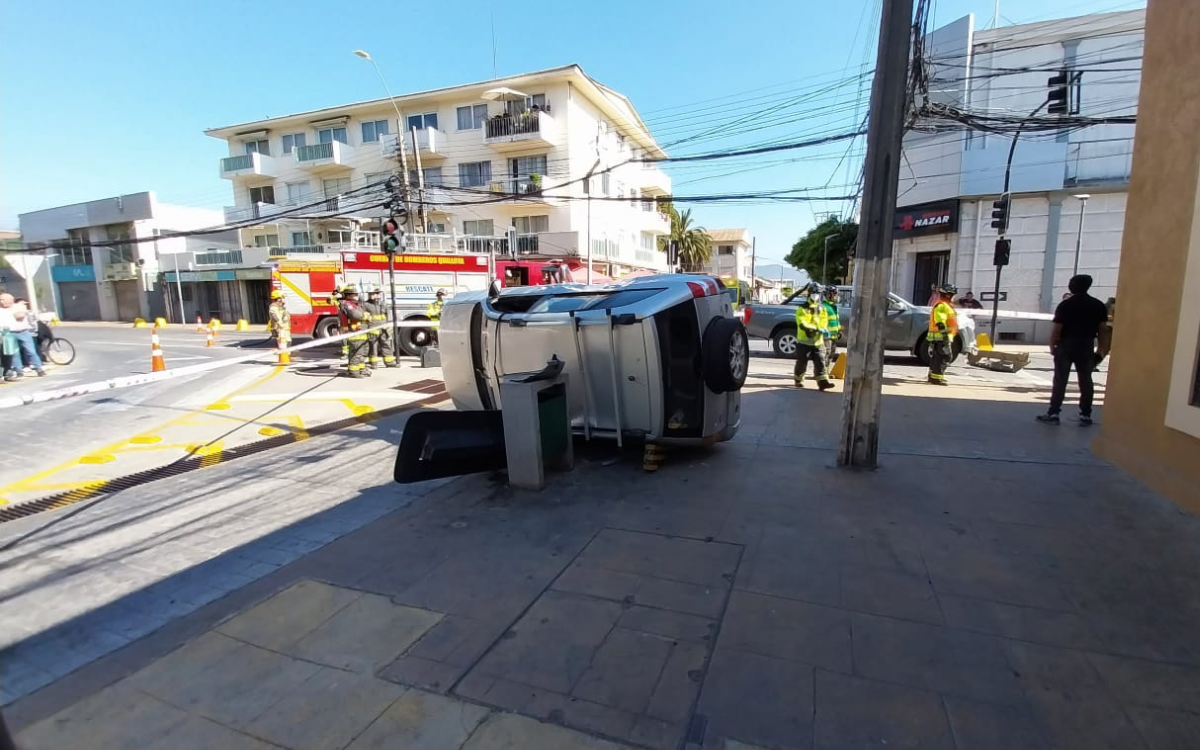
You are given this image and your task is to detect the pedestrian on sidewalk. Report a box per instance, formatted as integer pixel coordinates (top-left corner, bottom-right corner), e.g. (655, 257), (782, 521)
(793, 282), (834, 390)
(0, 293), (45, 377)
(1038, 274), (1110, 426)
(821, 285), (842, 371)
(926, 283), (958, 386)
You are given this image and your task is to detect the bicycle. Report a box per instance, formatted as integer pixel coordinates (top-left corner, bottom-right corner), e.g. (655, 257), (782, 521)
(37, 323), (75, 366)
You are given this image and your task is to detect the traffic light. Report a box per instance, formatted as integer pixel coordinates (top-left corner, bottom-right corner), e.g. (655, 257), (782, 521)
(381, 216), (404, 254)
(1047, 71), (1070, 115)
(667, 240), (679, 267)
(990, 193), (1011, 235)
(993, 238), (1011, 267)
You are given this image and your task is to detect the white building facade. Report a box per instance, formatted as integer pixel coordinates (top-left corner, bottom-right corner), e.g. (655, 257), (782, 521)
(707, 229), (754, 281)
(206, 65), (672, 277)
(891, 10), (1142, 324)
(16, 193), (239, 322)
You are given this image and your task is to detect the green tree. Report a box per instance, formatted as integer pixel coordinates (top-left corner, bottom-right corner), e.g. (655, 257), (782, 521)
(657, 203), (712, 272)
(785, 217), (858, 285)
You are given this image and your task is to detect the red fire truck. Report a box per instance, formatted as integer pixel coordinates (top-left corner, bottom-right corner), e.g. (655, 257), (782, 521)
(272, 249), (491, 355)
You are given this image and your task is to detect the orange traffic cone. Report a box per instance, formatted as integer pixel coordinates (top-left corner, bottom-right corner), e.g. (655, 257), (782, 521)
(277, 337), (291, 365)
(195, 314), (205, 333)
(151, 326), (167, 372)
(205, 328), (214, 348)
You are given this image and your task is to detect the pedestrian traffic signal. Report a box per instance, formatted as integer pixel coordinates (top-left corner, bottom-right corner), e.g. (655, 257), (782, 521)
(993, 238), (1011, 267)
(381, 217), (404, 254)
(1047, 71), (1070, 115)
(990, 193), (1011, 235)
(667, 240), (679, 266)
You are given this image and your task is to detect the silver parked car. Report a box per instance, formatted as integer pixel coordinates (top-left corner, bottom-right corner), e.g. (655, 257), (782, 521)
(742, 285), (977, 365)
(438, 275), (749, 445)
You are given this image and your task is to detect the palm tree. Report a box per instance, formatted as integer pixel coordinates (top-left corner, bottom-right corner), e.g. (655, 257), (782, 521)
(658, 203), (712, 272)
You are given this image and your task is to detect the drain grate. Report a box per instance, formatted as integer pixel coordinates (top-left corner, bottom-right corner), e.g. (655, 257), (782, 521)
(392, 379), (445, 394)
(0, 391), (448, 525)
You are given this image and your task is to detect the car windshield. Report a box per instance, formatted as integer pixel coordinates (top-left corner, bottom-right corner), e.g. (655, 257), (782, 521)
(525, 288), (665, 313)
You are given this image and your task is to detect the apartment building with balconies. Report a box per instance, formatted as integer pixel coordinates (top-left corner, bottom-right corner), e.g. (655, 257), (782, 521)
(706, 229), (754, 282)
(205, 64), (673, 276)
(17, 192), (235, 321)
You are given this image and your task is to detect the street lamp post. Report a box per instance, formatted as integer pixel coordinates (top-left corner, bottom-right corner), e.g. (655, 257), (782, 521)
(353, 50), (415, 231)
(1071, 194), (1090, 276)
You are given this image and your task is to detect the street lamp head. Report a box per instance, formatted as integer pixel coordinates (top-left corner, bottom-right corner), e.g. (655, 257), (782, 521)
(353, 49), (371, 60)
(1073, 193), (1091, 201)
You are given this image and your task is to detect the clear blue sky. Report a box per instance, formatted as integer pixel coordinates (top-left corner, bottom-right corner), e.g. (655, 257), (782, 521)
(0, 0), (1144, 265)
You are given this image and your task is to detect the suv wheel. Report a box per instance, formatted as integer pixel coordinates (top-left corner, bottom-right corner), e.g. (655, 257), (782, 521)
(771, 327), (799, 358)
(702, 318), (750, 393)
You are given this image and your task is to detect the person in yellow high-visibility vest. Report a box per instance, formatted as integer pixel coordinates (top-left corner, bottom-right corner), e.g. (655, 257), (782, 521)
(927, 283), (959, 385)
(821, 285), (842, 370)
(793, 282), (834, 390)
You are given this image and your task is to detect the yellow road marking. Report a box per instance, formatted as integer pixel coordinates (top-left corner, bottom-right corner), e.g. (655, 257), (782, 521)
(129, 435), (162, 445)
(79, 454), (115, 465)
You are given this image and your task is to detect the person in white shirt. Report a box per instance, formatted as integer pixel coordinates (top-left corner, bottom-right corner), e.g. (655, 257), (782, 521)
(0, 293), (44, 378)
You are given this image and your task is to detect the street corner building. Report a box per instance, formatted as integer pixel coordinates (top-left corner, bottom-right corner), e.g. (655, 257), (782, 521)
(1093, 0), (1200, 514)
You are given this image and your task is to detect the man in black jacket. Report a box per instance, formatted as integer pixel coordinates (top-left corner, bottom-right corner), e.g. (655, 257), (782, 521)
(1037, 274), (1111, 426)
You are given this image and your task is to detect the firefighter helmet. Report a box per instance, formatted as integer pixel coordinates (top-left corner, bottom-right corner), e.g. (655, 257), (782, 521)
(435, 288), (447, 297)
(342, 284), (359, 295)
(824, 285), (840, 298)
(270, 290), (283, 300)
(367, 285), (382, 295)
(938, 283), (958, 296)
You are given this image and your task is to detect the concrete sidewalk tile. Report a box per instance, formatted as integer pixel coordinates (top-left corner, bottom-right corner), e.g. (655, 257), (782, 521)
(813, 671), (953, 750)
(289, 592), (442, 673)
(644, 639), (707, 724)
(939, 594), (1105, 650)
(459, 675), (542, 713)
(924, 548), (1075, 611)
(635, 575), (728, 618)
(125, 631), (244, 698)
(720, 591), (852, 673)
(462, 712), (636, 750)
(697, 647), (814, 750)
(469, 591), (624, 694)
(734, 544), (842, 607)
(617, 606), (715, 643)
(152, 641), (322, 728)
(405, 614), (501, 667)
(17, 684), (189, 750)
(526, 690), (639, 740)
(839, 564), (944, 625)
(1022, 685), (1149, 750)
(378, 654), (465, 693)
(629, 717), (680, 750)
(345, 688), (489, 750)
(1003, 641), (1105, 691)
(850, 613), (1024, 704)
(216, 579), (361, 651)
(0, 655), (56, 704)
(575, 529), (741, 589)
(142, 714), (279, 750)
(1087, 653), (1200, 714)
(572, 628), (676, 713)
(1128, 707), (1200, 750)
(943, 696), (1050, 750)
(242, 667), (406, 750)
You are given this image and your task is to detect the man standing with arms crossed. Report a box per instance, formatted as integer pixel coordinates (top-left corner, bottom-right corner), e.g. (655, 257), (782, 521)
(1037, 274), (1110, 426)
(926, 283), (958, 386)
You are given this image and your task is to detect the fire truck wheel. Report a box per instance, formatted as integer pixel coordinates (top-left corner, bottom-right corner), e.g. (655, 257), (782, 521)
(399, 321), (434, 356)
(315, 317), (341, 339)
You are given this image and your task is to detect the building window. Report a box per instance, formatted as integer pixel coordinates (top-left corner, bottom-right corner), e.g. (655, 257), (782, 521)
(61, 228), (92, 266)
(361, 119), (390, 143)
(285, 181), (309, 204)
(253, 234), (278, 247)
(719, 245), (734, 256)
(327, 230), (353, 244)
(456, 104), (488, 131)
(459, 161), (492, 188)
(463, 219), (494, 237)
(322, 177), (351, 197)
(406, 113), (439, 131)
(194, 249), (244, 266)
(512, 216), (549, 234)
(317, 127), (348, 145)
(291, 231), (312, 247)
(249, 185), (275, 205)
(364, 172), (390, 186)
(427, 222), (447, 234)
(106, 224), (134, 264)
(408, 167), (443, 186)
(244, 139), (269, 156)
(282, 133), (306, 154)
(509, 155), (547, 178)
(601, 173), (611, 196)
(504, 93), (547, 116)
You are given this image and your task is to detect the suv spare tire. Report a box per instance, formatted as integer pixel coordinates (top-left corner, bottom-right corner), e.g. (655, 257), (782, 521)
(702, 317), (750, 393)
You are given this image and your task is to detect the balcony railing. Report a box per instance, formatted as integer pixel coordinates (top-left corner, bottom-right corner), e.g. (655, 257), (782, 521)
(222, 155), (252, 172)
(219, 151), (277, 179)
(483, 110), (553, 149)
(489, 178), (546, 198)
(295, 141), (352, 169)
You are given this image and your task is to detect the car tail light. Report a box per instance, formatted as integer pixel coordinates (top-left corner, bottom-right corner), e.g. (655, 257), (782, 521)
(743, 306), (753, 323)
(686, 281), (707, 298)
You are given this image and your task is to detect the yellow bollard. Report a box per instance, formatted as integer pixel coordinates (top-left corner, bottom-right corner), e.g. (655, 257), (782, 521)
(133, 318), (147, 328)
(154, 317), (168, 328)
(209, 319), (222, 338)
(976, 332), (993, 351)
(830, 352), (847, 379)
(236, 319), (250, 332)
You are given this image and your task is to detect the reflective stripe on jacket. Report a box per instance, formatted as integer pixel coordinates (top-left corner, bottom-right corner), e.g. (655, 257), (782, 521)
(928, 300), (958, 340)
(339, 301), (367, 331)
(795, 300), (828, 346)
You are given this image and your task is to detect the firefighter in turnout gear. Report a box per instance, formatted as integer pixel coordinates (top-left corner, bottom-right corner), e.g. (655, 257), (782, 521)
(365, 286), (397, 368)
(821, 285), (842, 371)
(427, 289), (446, 321)
(267, 290), (291, 347)
(927, 283), (959, 385)
(338, 284), (371, 378)
(794, 282), (834, 390)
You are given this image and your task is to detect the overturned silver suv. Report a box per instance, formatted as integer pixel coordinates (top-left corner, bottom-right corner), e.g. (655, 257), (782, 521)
(438, 274), (748, 446)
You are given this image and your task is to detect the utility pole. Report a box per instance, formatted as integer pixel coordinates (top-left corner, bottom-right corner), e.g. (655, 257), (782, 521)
(750, 236), (756, 300)
(837, 0), (914, 469)
(1071, 193), (1090, 275)
(412, 126), (428, 234)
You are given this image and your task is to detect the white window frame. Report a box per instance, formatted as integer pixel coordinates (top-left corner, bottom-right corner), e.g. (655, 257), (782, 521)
(463, 219), (494, 237)
(244, 139), (269, 156)
(456, 104), (489, 131)
(364, 172), (391, 187)
(407, 112), (439, 131)
(511, 216), (549, 234)
(322, 177), (351, 198)
(282, 133), (306, 154)
(253, 234), (279, 248)
(1165, 157), (1200, 438)
(361, 119), (390, 143)
(327, 229), (354, 245)
(317, 127), (348, 145)
(285, 181), (310, 204)
(459, 161), (492, 188)
(248, 185), (275, 205)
